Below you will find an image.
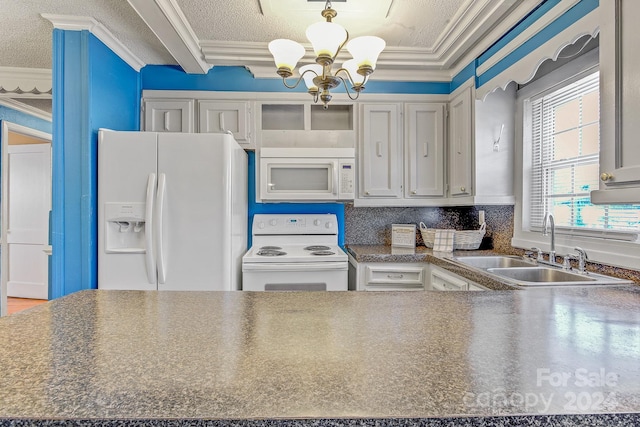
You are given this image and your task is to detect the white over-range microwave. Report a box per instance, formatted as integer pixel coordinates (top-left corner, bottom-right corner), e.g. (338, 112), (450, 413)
(258, 147), (355, 201)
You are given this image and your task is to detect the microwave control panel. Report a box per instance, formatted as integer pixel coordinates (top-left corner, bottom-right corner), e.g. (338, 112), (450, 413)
(339, 161), (355, 199)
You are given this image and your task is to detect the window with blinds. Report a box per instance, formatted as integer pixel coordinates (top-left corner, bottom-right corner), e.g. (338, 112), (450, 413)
(529, 71), (640, 237)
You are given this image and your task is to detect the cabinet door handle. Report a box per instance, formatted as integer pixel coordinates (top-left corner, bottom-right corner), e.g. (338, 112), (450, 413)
(219, 112), (226, 132)
(423, 142), (429, 157)
(387, 274), (404, 279)
(600, 172), (614, 182)
(376, 141), (383, 157)
(163, 111), (170, 131)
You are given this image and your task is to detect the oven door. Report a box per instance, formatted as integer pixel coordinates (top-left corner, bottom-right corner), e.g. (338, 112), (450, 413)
(242, 262), (348, 291)
(259, 158), (339, 200)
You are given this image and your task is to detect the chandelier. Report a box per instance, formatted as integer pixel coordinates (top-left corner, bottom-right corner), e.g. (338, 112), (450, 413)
(268, 0), (385, 108)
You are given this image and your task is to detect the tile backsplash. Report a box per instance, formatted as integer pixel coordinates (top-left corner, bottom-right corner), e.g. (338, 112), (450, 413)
(344, 204), (517, 254)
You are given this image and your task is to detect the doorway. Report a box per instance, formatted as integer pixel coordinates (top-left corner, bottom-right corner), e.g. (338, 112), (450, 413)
(0, 121), (52, 317)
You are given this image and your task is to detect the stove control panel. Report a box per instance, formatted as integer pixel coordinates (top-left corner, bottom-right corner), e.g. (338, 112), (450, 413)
(253, 214), (338, 235)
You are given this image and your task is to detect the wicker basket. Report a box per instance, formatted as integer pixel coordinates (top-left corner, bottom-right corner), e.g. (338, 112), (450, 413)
(419, 222), (486, 250)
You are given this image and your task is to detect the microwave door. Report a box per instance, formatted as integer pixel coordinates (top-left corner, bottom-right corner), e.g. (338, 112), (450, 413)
(261, 158), (337, 200)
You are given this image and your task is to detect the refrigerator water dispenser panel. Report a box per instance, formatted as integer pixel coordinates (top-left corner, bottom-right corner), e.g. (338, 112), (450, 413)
(105, 203), (146, 253)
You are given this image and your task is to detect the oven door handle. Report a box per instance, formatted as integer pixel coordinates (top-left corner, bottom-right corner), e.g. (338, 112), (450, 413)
(242, 262), (347, 271)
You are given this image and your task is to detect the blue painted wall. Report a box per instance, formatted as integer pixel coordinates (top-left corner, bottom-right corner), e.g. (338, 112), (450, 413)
(0, 106), (51, 135)
(141, 65), (450, 95)
(51, 29), (139, 298)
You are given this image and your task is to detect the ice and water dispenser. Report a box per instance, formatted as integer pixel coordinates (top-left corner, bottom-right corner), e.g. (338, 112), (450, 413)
(104, 203), (146, 253)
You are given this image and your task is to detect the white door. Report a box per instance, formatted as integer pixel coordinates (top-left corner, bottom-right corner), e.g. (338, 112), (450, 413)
(6, 143), (51, 299)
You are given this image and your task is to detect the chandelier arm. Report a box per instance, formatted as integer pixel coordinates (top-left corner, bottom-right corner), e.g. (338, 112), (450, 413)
(331, 29), (350, 64)
(334, 67), (355, 87)
(335, 75), (361, 101)
(281, 69), (320, 90)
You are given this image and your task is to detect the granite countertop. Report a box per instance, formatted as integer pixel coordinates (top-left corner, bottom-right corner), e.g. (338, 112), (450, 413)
(1, 289), (640, 426)
(346, 245), (521, 290)
(346, 245), (639, 291)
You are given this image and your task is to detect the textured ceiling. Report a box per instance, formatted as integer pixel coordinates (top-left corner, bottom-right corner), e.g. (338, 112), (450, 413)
(0, 0), (174, 69)
(178, 0), (467, 49)
(0, 0), (473, 70)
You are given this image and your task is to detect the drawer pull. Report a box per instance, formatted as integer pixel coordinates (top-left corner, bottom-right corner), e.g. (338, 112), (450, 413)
(387, 274), (404, 279)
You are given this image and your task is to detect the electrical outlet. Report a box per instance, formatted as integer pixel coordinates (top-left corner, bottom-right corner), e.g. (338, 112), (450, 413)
(479, 210), (485, 224)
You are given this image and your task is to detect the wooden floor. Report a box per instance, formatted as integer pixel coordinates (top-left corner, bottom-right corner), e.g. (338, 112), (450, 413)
(6, 297), (48, 315)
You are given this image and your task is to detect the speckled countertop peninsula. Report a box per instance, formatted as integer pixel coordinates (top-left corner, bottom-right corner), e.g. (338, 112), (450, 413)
(1, 289), (640, 427)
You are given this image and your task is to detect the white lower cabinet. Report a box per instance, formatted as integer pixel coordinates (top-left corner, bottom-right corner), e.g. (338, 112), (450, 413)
(348, 260), (487, 291)
(349, 258), (426, 291)
(428, 265), (486, 291)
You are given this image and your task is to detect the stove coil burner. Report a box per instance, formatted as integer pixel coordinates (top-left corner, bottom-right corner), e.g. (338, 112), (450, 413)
(257, 249), (286, 256)
(304, 245), (331, 251)
(260, 246), (282, 250)
(311, 250), (335, 256)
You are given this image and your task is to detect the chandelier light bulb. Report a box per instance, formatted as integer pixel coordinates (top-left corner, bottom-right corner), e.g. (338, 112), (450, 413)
(342, 60), (365, 86)
(268, 39), (306, 74)
(299, 64), (323, 90)
(347, 36), (386, 69)
(306, 21), (347, 60)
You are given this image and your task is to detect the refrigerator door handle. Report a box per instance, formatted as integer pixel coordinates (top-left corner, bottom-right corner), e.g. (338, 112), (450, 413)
(144, 173), (157, 284)
(156, 173), (167, 284)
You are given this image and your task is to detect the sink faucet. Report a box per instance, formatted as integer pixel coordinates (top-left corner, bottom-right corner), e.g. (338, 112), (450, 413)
(542, 212), (556, 265)
(573, 247), (589, 273)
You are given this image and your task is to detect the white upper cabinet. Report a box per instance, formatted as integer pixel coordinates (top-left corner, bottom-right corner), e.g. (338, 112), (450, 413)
(198, 101), (253, 148)
(257, 102), (356, 148)
(356, 101), (448, 206)
(591, 0), (640, 204)
(446, 82), (515, 206)
(405, 103), (446, 198)
(358, 103), (403, 199)
(448, 86), (474, 198)
(143, 99), (194, 132)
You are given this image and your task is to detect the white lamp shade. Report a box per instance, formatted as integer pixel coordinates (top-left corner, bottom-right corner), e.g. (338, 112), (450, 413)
(306, 21), (347, 58)
(346, 36), (386, 68)
(299, 64), (322, 90)
(268, 39), (306, 71)
(341, 60), (365, 85)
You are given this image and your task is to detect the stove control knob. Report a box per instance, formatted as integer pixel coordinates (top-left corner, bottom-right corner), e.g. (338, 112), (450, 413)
(257, 221), (265, 229)
(325, 222), (333, 229)
(270, 219), (278, 226)
(314, 219), (321, 226)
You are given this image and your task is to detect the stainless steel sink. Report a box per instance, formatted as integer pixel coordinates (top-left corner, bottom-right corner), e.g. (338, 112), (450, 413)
(487, 266), (632, 287)
(488, 267), (594, 283)
(453, 256), (535, 269)
(451, 255), (634, 287)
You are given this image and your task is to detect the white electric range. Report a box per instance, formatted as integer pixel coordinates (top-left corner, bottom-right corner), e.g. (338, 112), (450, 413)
(242, 214), (348, 291)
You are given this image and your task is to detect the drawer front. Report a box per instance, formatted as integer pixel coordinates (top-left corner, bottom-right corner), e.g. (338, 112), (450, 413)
(430, 269), (468, 291)
(365, 266), (424, 285)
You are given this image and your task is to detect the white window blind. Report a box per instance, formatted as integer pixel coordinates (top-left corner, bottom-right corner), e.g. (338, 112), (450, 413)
(529, 71), (640, 236)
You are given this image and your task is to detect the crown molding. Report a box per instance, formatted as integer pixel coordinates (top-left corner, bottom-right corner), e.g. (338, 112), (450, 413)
(127, 0), (211, 74)
(0, 98), (52, 122)
(201, 1), (540, 83)
(0, 67), (52, 94)
(476, 9), (599, 100)
(41, 14), (145, 71)
(476, 0), (581, 76)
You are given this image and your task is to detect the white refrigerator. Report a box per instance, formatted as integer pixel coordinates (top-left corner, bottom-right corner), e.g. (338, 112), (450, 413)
(98, 129), (247, 291)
